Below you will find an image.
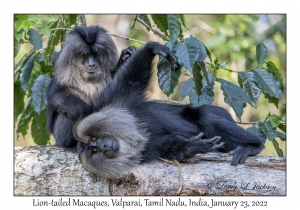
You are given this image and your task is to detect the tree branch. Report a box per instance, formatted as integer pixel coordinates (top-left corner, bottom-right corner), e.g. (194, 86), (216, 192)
(14, 146), (286, 196)
(108, 33), (146, 44)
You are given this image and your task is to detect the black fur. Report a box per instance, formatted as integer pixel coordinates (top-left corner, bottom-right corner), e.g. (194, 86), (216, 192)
(46, 26), (137, 152)
(75, 42), (264, 179)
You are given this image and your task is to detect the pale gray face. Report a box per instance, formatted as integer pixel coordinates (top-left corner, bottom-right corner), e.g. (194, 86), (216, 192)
(57, 32), (118, 79)
(54, 27), (119, 84)
(53, 27), (119, 103)
(77, 53), (103, 82)
(75, 107), (149, 179)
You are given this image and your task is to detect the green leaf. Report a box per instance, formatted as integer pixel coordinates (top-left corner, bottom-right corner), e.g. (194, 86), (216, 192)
(281, 106), (286, 117)
(14, 81), (25, 124)
(258, 121), (277, 141)
(157, 56), (181, 96)
(256, 43), (268, 64)
(30, 74), (51, 114)
(165, 40), (177, 52)
(181, 78), (194, 100)
(220, 62), (227, 69)
(254, 69), (281, 98)
(214, 57), (219, 65)
(192, 62), (203, 95)
(267, 113), (284, 128)
(29, 60), (43, 88)
(179, 14), (186, 28)
(198, 61), (215, 85)
(199, 82), (214, 105)
(278, 124), (286, 133)
(238, 72), (261, 107)
(14, 43), (20, 58)
(178, 27), (184, 41)
(264, 94), (279, 108)
(131, 15), (138, 29)
(20, 54), (35, 90)
(217, 78), (252, 120)
(14, 29), (24, 42)
(15, 14), (30, 32)
(246, 127), (267, 143)
(45, 21), (64, 64)
(69, 14), (78, 26)
(195, 40), (207, 62)
(16, 100), (34, 136)
(276, 131), (286, 141)
(32, 110), (50, 145)
(272, 139), (284, 157)
(28, 18), (44, 29)
(15, 50), (34, 75)
(139, 15), (151, 31)
(266, 61), (285, 90)
(174, 42), (190, 70)
(151, 14), (169, 36)
(28, 28), (43, 52)
(238, 71), (245, 88)
(184, 37), (201, 70)
(25, 21), (31, 31)
(62, 14), (78, 27)
(50, 51), (60, 63)
(205, 45), (212, 62)
(41, 25), (51, 37)
(189, 88), (201, 106)
(181, 77), (214, 106)
(205, 73), (215, 86)
(14, 56), (25, 76)
(168, 14), (180, 43)
(185, 37), (203, 70)
(212, 58), (220, 70)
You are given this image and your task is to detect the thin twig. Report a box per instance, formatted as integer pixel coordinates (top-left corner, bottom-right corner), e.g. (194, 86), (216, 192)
(205, 62), (242, 73)
(109, 34), (146, 44)
(181, 26), (192, 37)
(197, 20), (217, 34)
(14, 49), (34, 73)
(206, 60), (266, 73)
(47, 17), (63, 64)
(151, 99), (186, 105)
(160, 158), (184, 194)
(221, 67), (244, 73)
(236, 121), (286, 125)
(236, 122), (259, 125)
(136, 16), (169, 41)
(174, 160), (183, 194)
(181, 67), (193, 77)
(51, 28), (72, 31)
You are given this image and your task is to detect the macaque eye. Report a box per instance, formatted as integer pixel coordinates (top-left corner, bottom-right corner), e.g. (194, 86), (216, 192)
(92, 147), (97, 153)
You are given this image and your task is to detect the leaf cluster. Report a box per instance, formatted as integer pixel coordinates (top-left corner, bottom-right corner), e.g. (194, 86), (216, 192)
(134, 15), (286, 156)
(14, 14), (286, 157)
(14, 14), (79, 145)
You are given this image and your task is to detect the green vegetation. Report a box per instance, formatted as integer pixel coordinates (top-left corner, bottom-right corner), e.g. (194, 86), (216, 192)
(14, 14), (286, 157)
